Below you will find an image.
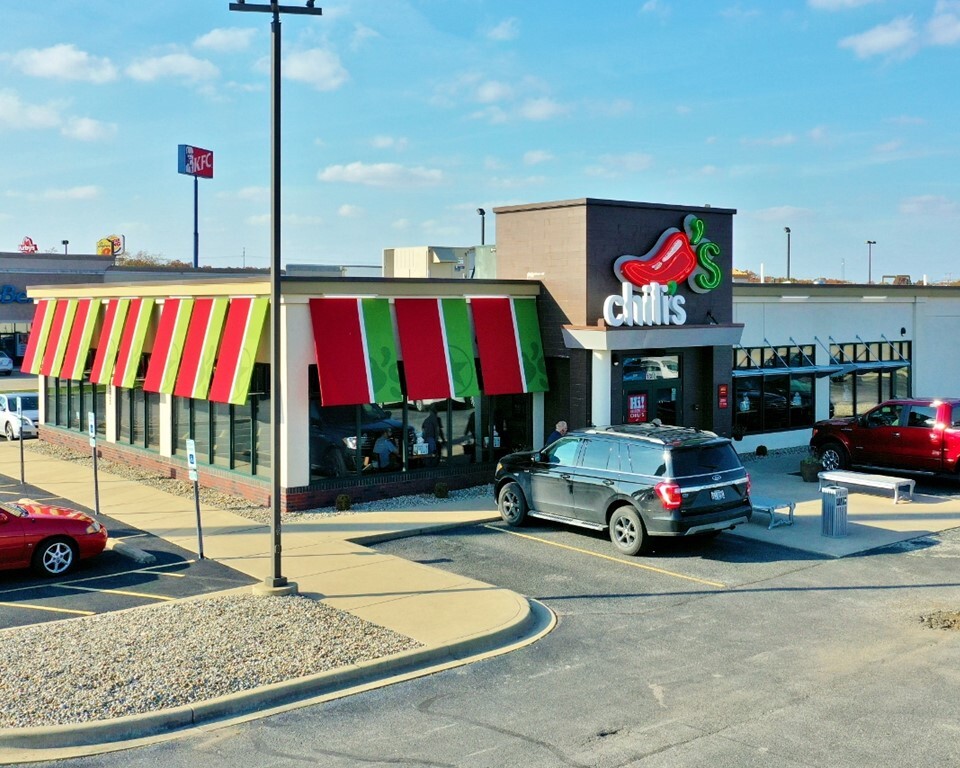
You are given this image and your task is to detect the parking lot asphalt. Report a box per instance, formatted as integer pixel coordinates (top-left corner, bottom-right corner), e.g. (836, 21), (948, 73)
(0, 472), (256, 630)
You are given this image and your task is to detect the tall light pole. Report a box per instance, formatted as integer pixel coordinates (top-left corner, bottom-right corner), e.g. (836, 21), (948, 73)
(229, 0), (323, 596)
(61, 240), (69, 256)
(866, 240), (876, 284)
(477, 208), (486, 245)
(784, 227), (791, 281)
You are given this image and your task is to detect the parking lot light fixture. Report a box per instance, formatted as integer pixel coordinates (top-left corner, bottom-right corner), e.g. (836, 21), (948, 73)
(228, 0), (324, 596)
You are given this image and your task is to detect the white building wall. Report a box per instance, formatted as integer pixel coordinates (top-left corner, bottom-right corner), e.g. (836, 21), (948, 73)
(731, 290), (960, 453)
(281, 298), (314, 488)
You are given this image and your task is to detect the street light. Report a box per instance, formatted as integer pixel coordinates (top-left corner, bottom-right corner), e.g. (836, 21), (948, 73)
(784, 227), (791, 281)
(229, 0), (323, 596)
(61, 240), (69, 256)
(866, 240), (876, 284)
(477, 208), (486, 245)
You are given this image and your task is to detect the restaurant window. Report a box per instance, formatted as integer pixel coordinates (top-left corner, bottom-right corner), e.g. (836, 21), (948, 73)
(827, 339), (911, 418)
(732, 343), (818, 435)
(116, 384), (159, 451)
(171, 363), (268, 476)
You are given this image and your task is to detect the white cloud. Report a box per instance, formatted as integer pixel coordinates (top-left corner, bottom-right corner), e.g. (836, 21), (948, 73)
(318, 162), (443, 187)
(874, 139), (903, 153)
(194, 28), (256, 52)
(61, 117), (117, 141)
(371, 135), (408, 150)
(640, 1), (671, 18)
(8, 44), (117, 83)
(338, 204), (363, 217)
(477, 80), (513, 103)
(38, 186), (101, 201)
(839, 17), (918, 58)
(899, 194), (960, 216)
(742, 133), (797, 147)
(885, 115), (926, 125)
(749, 205), (812, 222)
(351, 23), (381, 50)
(127, 53), (219, 82)
(809, 0), (879, 9)
(585, 152), (653, 177)
(0, 90), (62, 130)
(237, 186), (269, 202)
(927, 1), (960, 45)
(487, 18), (520, 41)
(282, 49), (349, 91)
(523, 150), (553, 165)
(518, 98), (568, 121)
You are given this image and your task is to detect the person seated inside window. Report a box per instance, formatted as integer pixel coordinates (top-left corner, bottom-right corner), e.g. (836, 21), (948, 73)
(373, 429), (400, 470)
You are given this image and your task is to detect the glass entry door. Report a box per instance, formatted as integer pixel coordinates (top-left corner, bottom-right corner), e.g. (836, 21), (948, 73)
(621, 354), (681, 426)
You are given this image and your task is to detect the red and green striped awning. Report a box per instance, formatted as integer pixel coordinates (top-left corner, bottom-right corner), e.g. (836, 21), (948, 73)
(471, 297), (549, 395)
(208, 297), (269, 405)
(60, 299), (101, 381)
(20, 299), (56, 375)
(90, 299), (131, 385)
(173, 297), (229, 400)
(112, 298), (155, 389)
(39, 299), (78, 378)
(144, 298), (194, 395)
(309, 297), (402, 406)
(394, 298), (479, 401)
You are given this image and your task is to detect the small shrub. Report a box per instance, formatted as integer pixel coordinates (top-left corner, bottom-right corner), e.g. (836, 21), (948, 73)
(755, 445), (768, 457)
(335, 493), (352, 511)
(434, 482), (449, 499)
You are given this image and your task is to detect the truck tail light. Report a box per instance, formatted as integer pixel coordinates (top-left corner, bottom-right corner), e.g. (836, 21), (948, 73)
(655, 481), (683, 510)
(746, 472), (752, 497)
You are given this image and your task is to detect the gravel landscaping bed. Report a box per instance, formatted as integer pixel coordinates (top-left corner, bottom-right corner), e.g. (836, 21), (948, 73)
(0, 593), (421, 728)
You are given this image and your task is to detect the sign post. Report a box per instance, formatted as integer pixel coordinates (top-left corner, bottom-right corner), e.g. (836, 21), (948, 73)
(88, 412), (100, 518)
(16, 397), (24, 484)
(186, 438), (204, 559)
(177, 144), (214, 269)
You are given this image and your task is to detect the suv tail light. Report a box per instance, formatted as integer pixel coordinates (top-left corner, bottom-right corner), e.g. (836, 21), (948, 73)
(655, 481), (683, 510)
(746, 472), (751, 497)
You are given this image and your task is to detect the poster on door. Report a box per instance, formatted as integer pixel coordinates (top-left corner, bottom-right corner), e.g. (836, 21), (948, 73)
(627, 393), (647, 423)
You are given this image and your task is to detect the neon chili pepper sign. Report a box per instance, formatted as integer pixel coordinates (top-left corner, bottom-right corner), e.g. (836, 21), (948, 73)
(602, 214), (723, 327)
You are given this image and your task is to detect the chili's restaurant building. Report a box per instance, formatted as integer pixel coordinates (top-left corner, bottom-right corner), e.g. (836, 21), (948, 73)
(21, 277), (550, 509)
(20, 196), (940, 509)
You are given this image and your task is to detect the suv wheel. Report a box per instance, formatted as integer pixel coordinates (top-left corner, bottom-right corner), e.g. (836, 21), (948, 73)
(819, 441), (848, 471)
(498, 482), (528, 526)
(321, 448), (348, 477)
(609, 506), (647, 556)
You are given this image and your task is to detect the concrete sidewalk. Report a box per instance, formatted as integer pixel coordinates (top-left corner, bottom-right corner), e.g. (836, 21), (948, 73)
(737, 451), (960, 557)
(0, 441), (552, 759)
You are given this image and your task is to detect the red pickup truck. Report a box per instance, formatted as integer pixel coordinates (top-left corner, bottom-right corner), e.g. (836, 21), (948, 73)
(810, 398), (960, 474)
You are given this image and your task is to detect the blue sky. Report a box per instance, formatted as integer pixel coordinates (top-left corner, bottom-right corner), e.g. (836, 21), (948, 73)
(1, 1), (958, 282)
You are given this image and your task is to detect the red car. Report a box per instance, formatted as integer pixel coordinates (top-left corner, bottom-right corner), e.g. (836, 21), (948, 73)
(0, 499), (108, 576)
(810, 398), (960, 475)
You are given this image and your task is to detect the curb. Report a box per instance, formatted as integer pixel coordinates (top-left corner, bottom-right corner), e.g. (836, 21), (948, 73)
(0, 596), (555, 760)
(105, 538), (157, 565)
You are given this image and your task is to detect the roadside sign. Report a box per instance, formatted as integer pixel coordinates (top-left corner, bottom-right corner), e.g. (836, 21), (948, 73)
(88, 412), (96, 447)
(186, 438), (198, 482)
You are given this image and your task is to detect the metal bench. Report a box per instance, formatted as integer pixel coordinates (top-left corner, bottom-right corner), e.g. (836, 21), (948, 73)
(750, 497), (795, 529)
(818, 470), (915, 504)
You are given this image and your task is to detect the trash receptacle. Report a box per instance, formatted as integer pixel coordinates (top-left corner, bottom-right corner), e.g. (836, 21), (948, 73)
(821, 485), (848, 537)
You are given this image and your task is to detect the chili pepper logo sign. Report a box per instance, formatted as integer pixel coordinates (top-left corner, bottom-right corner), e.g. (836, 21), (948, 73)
(613, 214), (723, 295)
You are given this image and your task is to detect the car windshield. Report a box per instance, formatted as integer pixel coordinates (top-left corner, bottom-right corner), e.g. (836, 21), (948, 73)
(0, 503), (28, 518)
(669, 444), (741, 475)
(13, 395), (38, 410)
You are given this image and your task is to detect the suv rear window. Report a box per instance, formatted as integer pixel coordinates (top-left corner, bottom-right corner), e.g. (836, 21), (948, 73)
(668, 443), (741, 476)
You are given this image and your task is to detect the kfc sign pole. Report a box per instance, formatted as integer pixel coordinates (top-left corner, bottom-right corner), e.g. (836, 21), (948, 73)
(177, 144), (214, 269)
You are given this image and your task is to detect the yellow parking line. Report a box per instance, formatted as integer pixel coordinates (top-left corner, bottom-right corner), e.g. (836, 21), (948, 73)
(0, 601), (94, 616)
(483, 524), (726, 588)
(60, 585), (176, 601)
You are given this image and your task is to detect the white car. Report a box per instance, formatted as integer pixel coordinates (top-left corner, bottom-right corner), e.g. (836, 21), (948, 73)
(0, 352), (13, 376)
(0, 392), (39, 440)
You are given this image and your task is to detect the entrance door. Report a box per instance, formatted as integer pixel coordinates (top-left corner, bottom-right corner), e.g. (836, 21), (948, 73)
(621, 354), (681, 425)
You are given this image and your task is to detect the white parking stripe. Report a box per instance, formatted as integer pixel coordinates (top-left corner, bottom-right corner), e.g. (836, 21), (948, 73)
(60, 585), (175, 601)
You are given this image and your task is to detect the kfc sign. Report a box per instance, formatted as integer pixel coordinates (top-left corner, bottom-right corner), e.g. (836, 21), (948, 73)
(178, 144), (214, 179)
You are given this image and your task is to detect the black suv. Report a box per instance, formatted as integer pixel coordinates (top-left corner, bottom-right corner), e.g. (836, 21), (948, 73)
(494, 423), (752, 555)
